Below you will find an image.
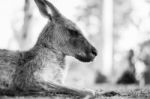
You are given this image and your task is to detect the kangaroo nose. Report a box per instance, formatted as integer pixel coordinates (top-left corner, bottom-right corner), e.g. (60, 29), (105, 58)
(91, 48), (97, 56)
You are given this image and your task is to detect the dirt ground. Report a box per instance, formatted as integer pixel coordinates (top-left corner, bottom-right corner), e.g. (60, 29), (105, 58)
(94, 84), (150, 99)
(0, 84), (150, 99)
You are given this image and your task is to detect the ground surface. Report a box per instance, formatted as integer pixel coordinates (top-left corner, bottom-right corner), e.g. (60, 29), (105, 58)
(0, 84), (150, 99)
(94, 84), (150, 99)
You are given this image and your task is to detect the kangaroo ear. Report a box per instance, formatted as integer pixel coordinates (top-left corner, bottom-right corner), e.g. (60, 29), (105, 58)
(34, 0), (52, 19)
(34, 0), (61, 20)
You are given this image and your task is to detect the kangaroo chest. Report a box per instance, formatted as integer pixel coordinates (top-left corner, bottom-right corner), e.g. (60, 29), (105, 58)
(26, 48), (66, 84)
(34, 62), (64, 84)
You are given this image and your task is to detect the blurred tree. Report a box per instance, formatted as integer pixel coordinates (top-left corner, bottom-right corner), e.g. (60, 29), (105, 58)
(67, 0), (115, 85)
(113, 0), (150, 85)
(101, 0), (114, 78)
(77, 0), (102, 37)
(11, 0), (33, 50)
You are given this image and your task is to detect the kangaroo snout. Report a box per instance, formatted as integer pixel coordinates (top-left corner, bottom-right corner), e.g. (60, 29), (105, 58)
(91, 47), (98, 57)
(87, 47), (98, 61)
(75, 46), (98, 62)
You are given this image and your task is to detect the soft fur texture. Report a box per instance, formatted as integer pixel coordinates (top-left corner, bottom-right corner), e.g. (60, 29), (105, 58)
(0, 0), (97, 98)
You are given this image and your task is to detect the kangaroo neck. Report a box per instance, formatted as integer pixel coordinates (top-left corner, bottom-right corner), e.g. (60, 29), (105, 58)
(27, 22), (65, 68)
(36, 21), (55, 46)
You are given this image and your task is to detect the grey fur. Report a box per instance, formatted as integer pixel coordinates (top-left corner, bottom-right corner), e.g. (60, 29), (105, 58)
(0, 0), (97, 98)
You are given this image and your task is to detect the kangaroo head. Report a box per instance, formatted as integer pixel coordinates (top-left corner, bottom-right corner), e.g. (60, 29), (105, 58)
(35, 0), (97, 62)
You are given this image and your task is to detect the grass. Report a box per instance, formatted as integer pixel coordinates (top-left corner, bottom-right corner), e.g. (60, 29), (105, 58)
(0, 84), (150, 99)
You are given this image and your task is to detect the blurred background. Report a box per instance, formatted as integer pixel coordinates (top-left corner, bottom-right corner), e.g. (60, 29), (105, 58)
(0, 0), (150, 89)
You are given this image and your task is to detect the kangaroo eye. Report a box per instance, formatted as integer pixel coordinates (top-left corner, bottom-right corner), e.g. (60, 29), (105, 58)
(68, 29), (79, 37)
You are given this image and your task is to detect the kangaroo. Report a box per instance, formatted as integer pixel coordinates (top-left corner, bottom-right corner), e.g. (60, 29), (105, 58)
(0, 0), (97, 98)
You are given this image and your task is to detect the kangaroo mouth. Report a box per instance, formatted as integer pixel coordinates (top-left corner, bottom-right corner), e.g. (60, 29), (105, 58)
(75, 53), (96, 62)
